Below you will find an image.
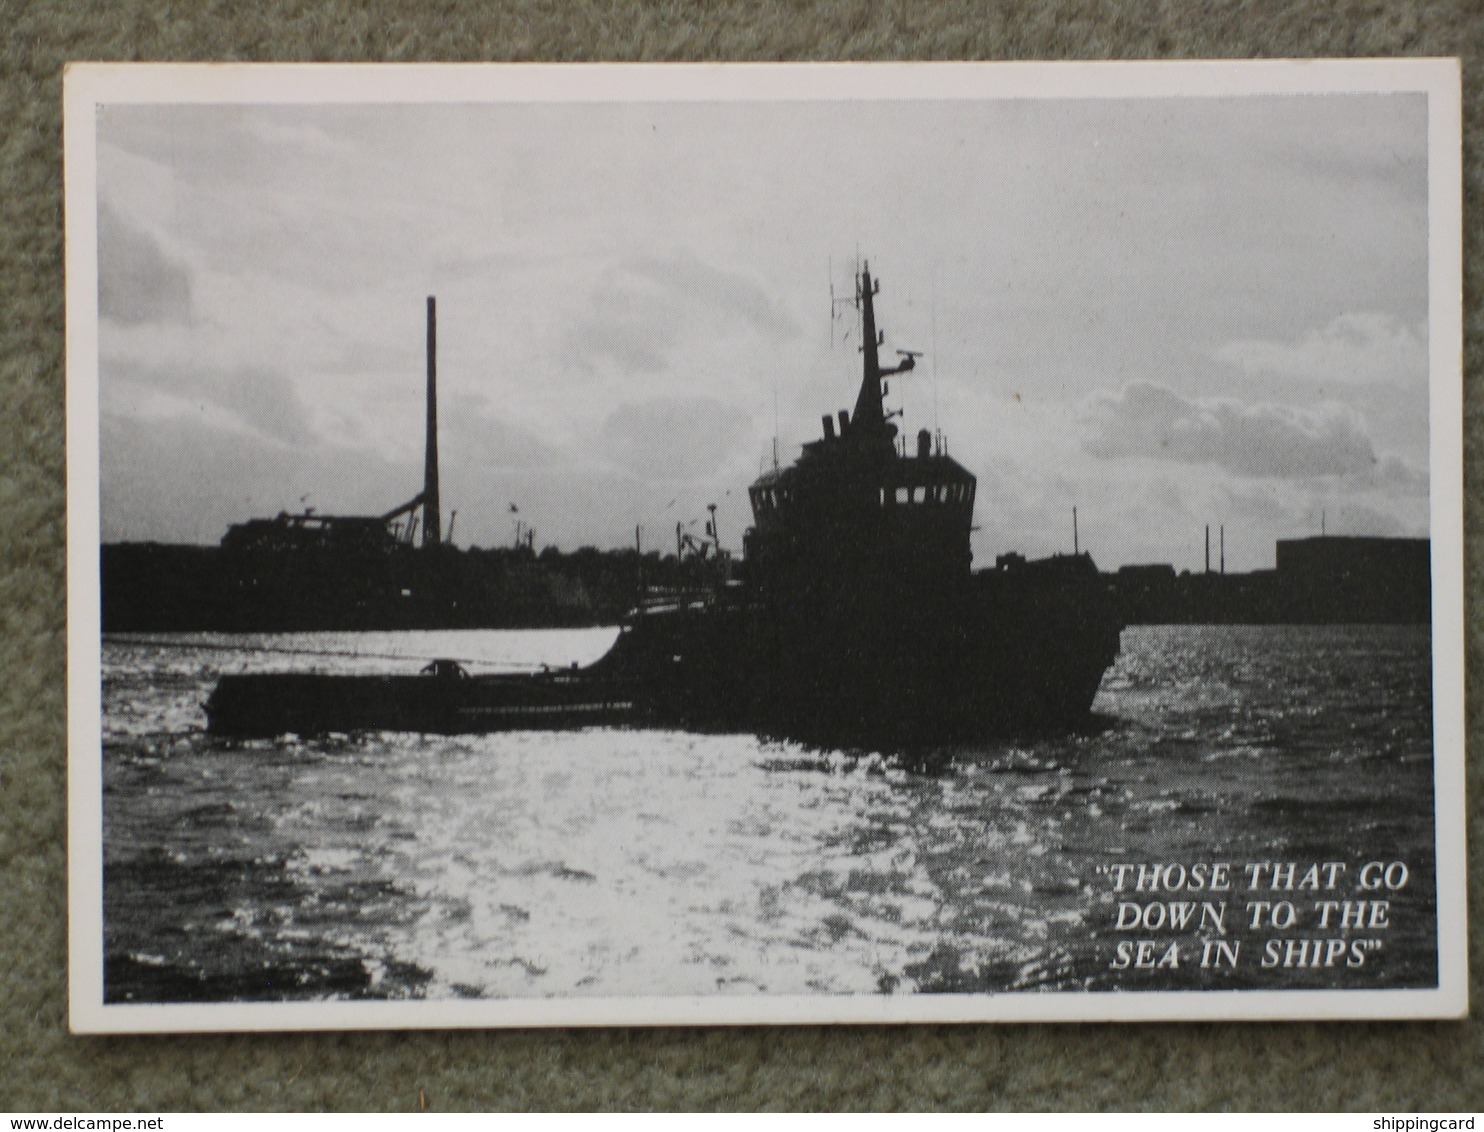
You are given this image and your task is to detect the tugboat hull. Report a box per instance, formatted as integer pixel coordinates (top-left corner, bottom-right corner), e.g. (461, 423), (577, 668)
(593, 564), (1123, 745)
(204, 582), (1120, 744)
(205, 669), (634, 738)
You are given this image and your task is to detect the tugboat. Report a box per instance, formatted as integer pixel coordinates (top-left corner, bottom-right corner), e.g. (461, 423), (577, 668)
(206, 263), (1124, 744)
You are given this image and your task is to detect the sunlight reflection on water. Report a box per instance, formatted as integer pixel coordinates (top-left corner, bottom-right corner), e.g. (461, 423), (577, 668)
(101, 625), (1437, 1002)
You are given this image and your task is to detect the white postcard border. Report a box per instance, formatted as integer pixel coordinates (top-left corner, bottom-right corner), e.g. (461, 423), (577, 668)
(64, 58), (1467, 1033)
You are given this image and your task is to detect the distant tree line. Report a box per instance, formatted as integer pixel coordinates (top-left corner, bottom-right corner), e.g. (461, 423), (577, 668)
(101, 541), (732, 633)
(101, 533), (1429, 633)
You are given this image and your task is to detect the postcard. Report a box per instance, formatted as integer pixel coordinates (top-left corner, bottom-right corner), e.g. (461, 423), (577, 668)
(64, 60), (1465, 1031)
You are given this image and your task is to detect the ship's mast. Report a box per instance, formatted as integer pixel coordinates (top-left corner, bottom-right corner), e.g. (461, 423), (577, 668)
(851, 263), (886, 435)
(848, 261), (915, 446)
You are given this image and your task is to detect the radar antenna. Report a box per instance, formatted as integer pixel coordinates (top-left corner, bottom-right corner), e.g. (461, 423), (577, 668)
(828, 255), (855, 349)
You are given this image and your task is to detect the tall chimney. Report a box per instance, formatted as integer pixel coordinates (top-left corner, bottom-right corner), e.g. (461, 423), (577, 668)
(423, 295), (441, 548)
(1220, 525), (1225, 575)
(1205, 524), (1210, 574)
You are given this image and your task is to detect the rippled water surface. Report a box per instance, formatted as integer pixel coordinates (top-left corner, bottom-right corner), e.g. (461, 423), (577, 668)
(101, 625), (1437, 1002)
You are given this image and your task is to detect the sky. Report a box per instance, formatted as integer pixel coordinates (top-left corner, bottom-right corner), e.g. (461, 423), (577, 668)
(93, 89), (1432, 572)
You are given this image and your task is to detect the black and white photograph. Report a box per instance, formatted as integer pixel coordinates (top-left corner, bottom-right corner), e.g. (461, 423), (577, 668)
(65, 61), (1465, 1030)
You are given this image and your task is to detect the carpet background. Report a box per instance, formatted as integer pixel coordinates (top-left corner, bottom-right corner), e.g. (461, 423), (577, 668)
(3, 0), (1481, 1111)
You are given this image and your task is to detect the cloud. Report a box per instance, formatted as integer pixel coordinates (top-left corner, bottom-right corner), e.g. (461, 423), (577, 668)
(90, 97), (1431, 571)
(1210, 312), (1426, 388)
(439, 394), (558, 472)
(561, 254), (802, 379)
(624, 253), (800, 339)
(208, 367), (316, 446)
(99, 411), (413, 544)
(97, 202), (192, 325)
(600, 396), (752, 482)
(1083, 382), (1378, 479)
(100, 356), (313, 448)
(1215, 483), (1422, 542)
(1349, 453), (1429, 496)
(562, 270), (676, 377)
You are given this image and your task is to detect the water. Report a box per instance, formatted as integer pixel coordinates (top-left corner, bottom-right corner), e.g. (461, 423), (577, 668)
(100, 625), (1437, 1002)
